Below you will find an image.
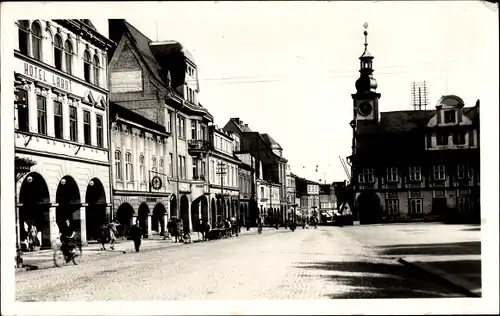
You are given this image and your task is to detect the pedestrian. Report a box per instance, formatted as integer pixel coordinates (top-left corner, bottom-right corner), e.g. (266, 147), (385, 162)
(204, 220), (211, 241)
(176, 219), (183, 242)
(129, 221), (142, 252)
(246, 218), (250, 231)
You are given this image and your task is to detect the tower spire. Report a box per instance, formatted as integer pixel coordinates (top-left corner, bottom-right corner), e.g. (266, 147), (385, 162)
(355, 22), (378, 94)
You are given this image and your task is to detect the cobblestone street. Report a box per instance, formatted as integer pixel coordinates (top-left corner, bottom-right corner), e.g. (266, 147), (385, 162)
(16, 225), (466, 301)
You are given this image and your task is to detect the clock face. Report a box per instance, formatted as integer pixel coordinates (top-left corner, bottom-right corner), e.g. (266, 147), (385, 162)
(358, 102), (373, 116)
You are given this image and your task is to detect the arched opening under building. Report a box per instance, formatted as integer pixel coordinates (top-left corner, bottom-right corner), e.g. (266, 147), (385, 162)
(18, 172), (51, 249)
(152, 203), (167, 236)
(116, 203), (134, 238)
(211, 198), (216, 227)
(85, 178), (107, 242)
(216, 198), (222, 226)
(56, 175), (81, 238)
(180, 195), (190, 231)
(356, 192), (382, 224)
(170, 195), (178, 219)
(191, 196), (208, 232)
(239, 204), (244, 225)
(138, 202), (150, 237)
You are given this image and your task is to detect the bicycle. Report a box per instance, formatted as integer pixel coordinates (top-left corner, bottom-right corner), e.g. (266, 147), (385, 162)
(53, 237), (82, 267)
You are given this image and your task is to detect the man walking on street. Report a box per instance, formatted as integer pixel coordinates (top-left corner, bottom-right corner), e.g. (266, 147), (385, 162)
(129, 221), (142, 252)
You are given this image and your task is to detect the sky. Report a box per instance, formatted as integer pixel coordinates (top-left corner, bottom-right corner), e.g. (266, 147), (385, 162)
(88, 1), (497, 183)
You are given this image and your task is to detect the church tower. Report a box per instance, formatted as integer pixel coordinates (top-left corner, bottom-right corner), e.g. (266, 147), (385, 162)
(352, 23), (381, 122)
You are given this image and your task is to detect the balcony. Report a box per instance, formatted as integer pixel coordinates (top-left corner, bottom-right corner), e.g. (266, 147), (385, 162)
(188, 139), (210, 157)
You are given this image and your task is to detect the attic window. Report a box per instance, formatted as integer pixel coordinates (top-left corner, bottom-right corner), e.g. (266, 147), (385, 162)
(444, 110), (456, 123)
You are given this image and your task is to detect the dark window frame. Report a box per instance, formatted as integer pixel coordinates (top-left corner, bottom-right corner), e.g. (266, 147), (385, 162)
(36, 95), (47, 135)
(53, 100), (63, 139)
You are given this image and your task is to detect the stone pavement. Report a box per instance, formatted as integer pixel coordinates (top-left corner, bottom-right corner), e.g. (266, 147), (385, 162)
(340, 223), (482, 297)
(15, 226), (277, 272)
(16, 225), (460, 301)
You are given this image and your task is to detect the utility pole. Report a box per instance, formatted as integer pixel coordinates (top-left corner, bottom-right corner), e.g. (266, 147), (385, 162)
(216, 161), (227, 221)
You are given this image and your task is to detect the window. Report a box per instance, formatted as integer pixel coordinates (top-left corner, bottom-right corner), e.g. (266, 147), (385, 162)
(65, 40), (73, 75)
(31, 22), (42, 60)
(169, 153), (173, 177)
(386, 167), (398, 182)
(96, 114), (103, 147)
(125, 152), (133, 182)
(182, 156), (186, 179)
(457, 164), (471, 180)
(409, 166), (422, 181)
(152, 157), (157, 176)
(210, 161), (215, 182)
(261, 187), (265, 198)
(69, 106), (78, 141)
(83, 110), (91, 145)
(458, 197), (470, 213)
(200, 161), (205, 178)
(433, 165), (446, 181)
(409, 199), (422, 214)
(453, 132), (465, 145)
(18, 20), (30, 55)
(358, 168), (374, 183)
(54, 35), (63, 70)
(444, 110), (456, 123)
(16, 90), (29, 132)
(166, 110), (172, 133)
(191, 121), (196, 139)
(386, 200), (399, 215)
(115, 150), (122, 180)
(159, 159), (164, 179)
(177, 115), (185, 138)
(83, 50), (91, 83)
(192, 158), (198, 179)
(36, 95), (47, 135)
(53, 101), (63, 139)
(93, 54), (100, 86)
(436, 133), (448, 145)
(426, 134), (432, 148)
(139, 155), (145, 182)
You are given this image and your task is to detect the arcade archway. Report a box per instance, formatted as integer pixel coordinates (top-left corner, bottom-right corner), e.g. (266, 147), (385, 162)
(170, 195), (178, 219)
(191, 196), (208, 232)
(116, 203), (134, 238)
(138, 202), (150, 237)
(56, 176), (81, 235)
(356, 192), (382, 224)
(19, 172), (51, 248)
(152, 203), (167, 236)
(85, 178), (107, 242)
(180, 195), (190, 231)
(211, 198), (216, 227)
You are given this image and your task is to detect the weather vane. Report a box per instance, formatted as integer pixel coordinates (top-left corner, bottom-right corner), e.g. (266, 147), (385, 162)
(363, 22), (369, 46)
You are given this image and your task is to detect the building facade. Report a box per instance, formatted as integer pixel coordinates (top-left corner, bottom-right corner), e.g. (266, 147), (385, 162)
(318, 184), (336, 223)
(236, 152), (256, 226)
(286, 167), (299, 222)
(110, 102), (171, 237)
(295, 177), (320, 222)
(347, 26), (480, 224)
(207, 126), (241, 226)
(223, 118), (288, 226)
(108, 20), (213, 233)
(14, 19), (114, 248)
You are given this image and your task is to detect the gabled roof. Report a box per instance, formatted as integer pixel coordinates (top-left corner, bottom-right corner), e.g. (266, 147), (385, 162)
(260, 133), (282, 150)
(121, 20), (166, 87)
(79, 19), (96, 31)
(109, 102), (166, 134)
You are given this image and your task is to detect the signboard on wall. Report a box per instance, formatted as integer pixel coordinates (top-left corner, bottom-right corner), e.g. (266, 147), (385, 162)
(111, 70), (143, 93)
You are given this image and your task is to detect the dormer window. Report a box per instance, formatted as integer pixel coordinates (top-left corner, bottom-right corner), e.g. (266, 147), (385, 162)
(444, 110), (456, 123)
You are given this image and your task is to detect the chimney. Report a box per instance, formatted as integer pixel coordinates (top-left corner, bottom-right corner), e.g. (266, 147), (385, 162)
(231, 118), (240, 124)
(244, 124), (248, 127)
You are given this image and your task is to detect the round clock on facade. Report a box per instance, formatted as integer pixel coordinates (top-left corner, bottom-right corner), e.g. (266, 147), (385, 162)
(151, 176), (163, 190)
(358, 102), (373, 116)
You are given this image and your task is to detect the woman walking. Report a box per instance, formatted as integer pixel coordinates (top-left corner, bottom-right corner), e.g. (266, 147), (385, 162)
(129, 221), (142, 252)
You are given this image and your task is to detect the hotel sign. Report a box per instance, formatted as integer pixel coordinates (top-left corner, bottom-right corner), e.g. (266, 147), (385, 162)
(21, 61), (72, 92)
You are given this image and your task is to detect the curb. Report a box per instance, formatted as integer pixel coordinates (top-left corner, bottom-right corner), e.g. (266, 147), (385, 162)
(398, 258), (481, 297)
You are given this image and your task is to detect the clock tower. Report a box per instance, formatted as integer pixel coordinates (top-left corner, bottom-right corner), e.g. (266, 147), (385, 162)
(352, 23), (381, 122)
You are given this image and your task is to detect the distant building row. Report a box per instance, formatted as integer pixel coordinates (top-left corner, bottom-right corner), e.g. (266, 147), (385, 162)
(13, 19), (308, 249)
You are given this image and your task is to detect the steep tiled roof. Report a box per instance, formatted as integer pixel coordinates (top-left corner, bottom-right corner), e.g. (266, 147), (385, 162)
(260, 133), (282, 150)
(110, 102), (166, 134)
(122, 20), (166, 87)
